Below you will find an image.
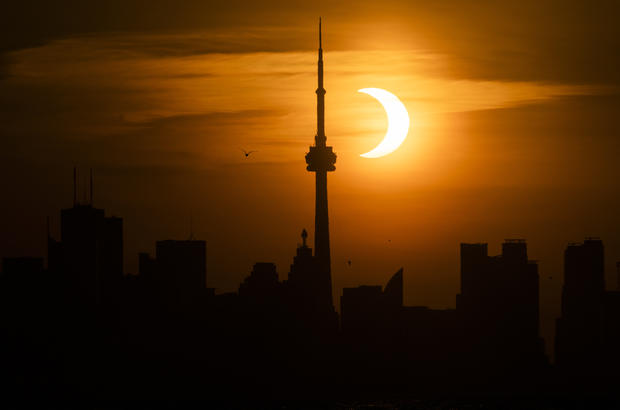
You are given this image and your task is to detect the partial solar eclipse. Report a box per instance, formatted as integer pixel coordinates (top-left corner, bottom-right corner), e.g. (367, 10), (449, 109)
(358, 88), (410, 158)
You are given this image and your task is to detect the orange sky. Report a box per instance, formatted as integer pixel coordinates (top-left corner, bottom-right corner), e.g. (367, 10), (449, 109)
(1, 1), (620, 356)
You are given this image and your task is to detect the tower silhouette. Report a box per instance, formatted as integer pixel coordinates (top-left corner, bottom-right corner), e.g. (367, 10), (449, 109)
(305, 19), (337, 307)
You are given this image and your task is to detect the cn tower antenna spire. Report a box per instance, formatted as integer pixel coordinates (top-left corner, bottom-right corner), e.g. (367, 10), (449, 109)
(319, 17), (322, 49)
(316, 17), (326, 147)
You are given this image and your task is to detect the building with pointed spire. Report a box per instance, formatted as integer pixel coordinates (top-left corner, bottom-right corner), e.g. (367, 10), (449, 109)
(284, 227), (338, 333)
(286, 229), (320, 304)
(305, 18), (337, 314)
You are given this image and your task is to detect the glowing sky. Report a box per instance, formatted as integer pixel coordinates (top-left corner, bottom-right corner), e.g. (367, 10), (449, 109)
(2, 1), (620, 356)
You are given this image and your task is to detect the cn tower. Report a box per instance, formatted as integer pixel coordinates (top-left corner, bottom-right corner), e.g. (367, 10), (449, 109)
(305, 19), (337, 306)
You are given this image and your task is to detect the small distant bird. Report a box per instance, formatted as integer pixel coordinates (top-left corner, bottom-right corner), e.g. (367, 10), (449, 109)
(387, 239), (392, 243)
(240, 148), (257, 158)
(347, 260), (352, 267)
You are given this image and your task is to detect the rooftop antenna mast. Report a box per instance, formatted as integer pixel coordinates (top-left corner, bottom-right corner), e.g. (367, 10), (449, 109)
(90, 168), (94, 206)
(316, 17), (325, 146)
(73, 166), (78, 206)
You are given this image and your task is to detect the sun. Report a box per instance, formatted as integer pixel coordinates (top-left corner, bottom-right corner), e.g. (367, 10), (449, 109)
(358, 88), (410, 158)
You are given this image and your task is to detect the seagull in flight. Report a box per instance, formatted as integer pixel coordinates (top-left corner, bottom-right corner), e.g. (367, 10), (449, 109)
(241, 148), (257, 158)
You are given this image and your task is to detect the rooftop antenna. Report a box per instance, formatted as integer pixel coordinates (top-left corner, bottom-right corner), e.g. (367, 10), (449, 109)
(315, 17), (326, 146)
(46, 215), (51, 271)
(90, 168), (94, 206)
(73, 166), (78, 206)
(319, 17), (322, 50)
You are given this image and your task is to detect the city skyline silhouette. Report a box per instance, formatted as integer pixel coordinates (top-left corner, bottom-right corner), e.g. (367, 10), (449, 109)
(2, 3), (620, 407)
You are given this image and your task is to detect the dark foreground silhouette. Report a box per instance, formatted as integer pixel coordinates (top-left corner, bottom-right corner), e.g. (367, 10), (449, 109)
(2, 21), (620, 407)
(2, 187), (620, 404)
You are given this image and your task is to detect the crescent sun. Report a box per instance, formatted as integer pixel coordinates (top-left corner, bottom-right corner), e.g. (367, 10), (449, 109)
(358, 88), (410, 158)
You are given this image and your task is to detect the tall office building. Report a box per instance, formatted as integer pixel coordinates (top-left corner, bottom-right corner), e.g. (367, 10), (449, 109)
(555, 238), (605, 368)
(48, 168), (123, 305)
(457, 240), (544, 364)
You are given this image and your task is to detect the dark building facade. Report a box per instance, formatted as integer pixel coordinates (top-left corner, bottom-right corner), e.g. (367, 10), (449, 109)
(341, 268), (403, 336)
(138, 239), (207, 308)
(340, 268), (459, 387)
(239, 262), (280, 302)
(285, 229), (338, 333)
(2, 257), (44, 278)
(456, 240), (545, 368)
(602, 290), (620, 372)
(555, 238), (605, 369)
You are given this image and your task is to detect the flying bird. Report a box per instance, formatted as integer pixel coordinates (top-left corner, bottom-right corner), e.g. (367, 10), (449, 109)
(347, 260), (352, 267)
(240, 148), (257, 158)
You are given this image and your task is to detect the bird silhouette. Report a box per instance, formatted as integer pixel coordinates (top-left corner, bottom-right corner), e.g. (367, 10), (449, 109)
(240, 148), (257, 158)
(347, 260), (352, 267)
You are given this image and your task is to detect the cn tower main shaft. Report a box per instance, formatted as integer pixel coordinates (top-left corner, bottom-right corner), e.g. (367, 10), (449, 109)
(305, 19), (337, 304)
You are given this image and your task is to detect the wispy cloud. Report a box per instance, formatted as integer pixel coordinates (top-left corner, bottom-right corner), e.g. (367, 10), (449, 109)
(0, 30), (610, 173)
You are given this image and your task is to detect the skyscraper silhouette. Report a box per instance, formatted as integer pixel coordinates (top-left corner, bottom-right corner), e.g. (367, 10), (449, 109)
(305, 19), (337, 311)
(456, 240), (545, 368)
(555, 238), (605, 370)
(48, 168), (123, 306)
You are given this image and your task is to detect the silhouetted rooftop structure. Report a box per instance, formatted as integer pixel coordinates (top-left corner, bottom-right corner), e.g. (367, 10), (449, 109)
(341, 268), (403, 335)
(239, 262), (280, 300)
